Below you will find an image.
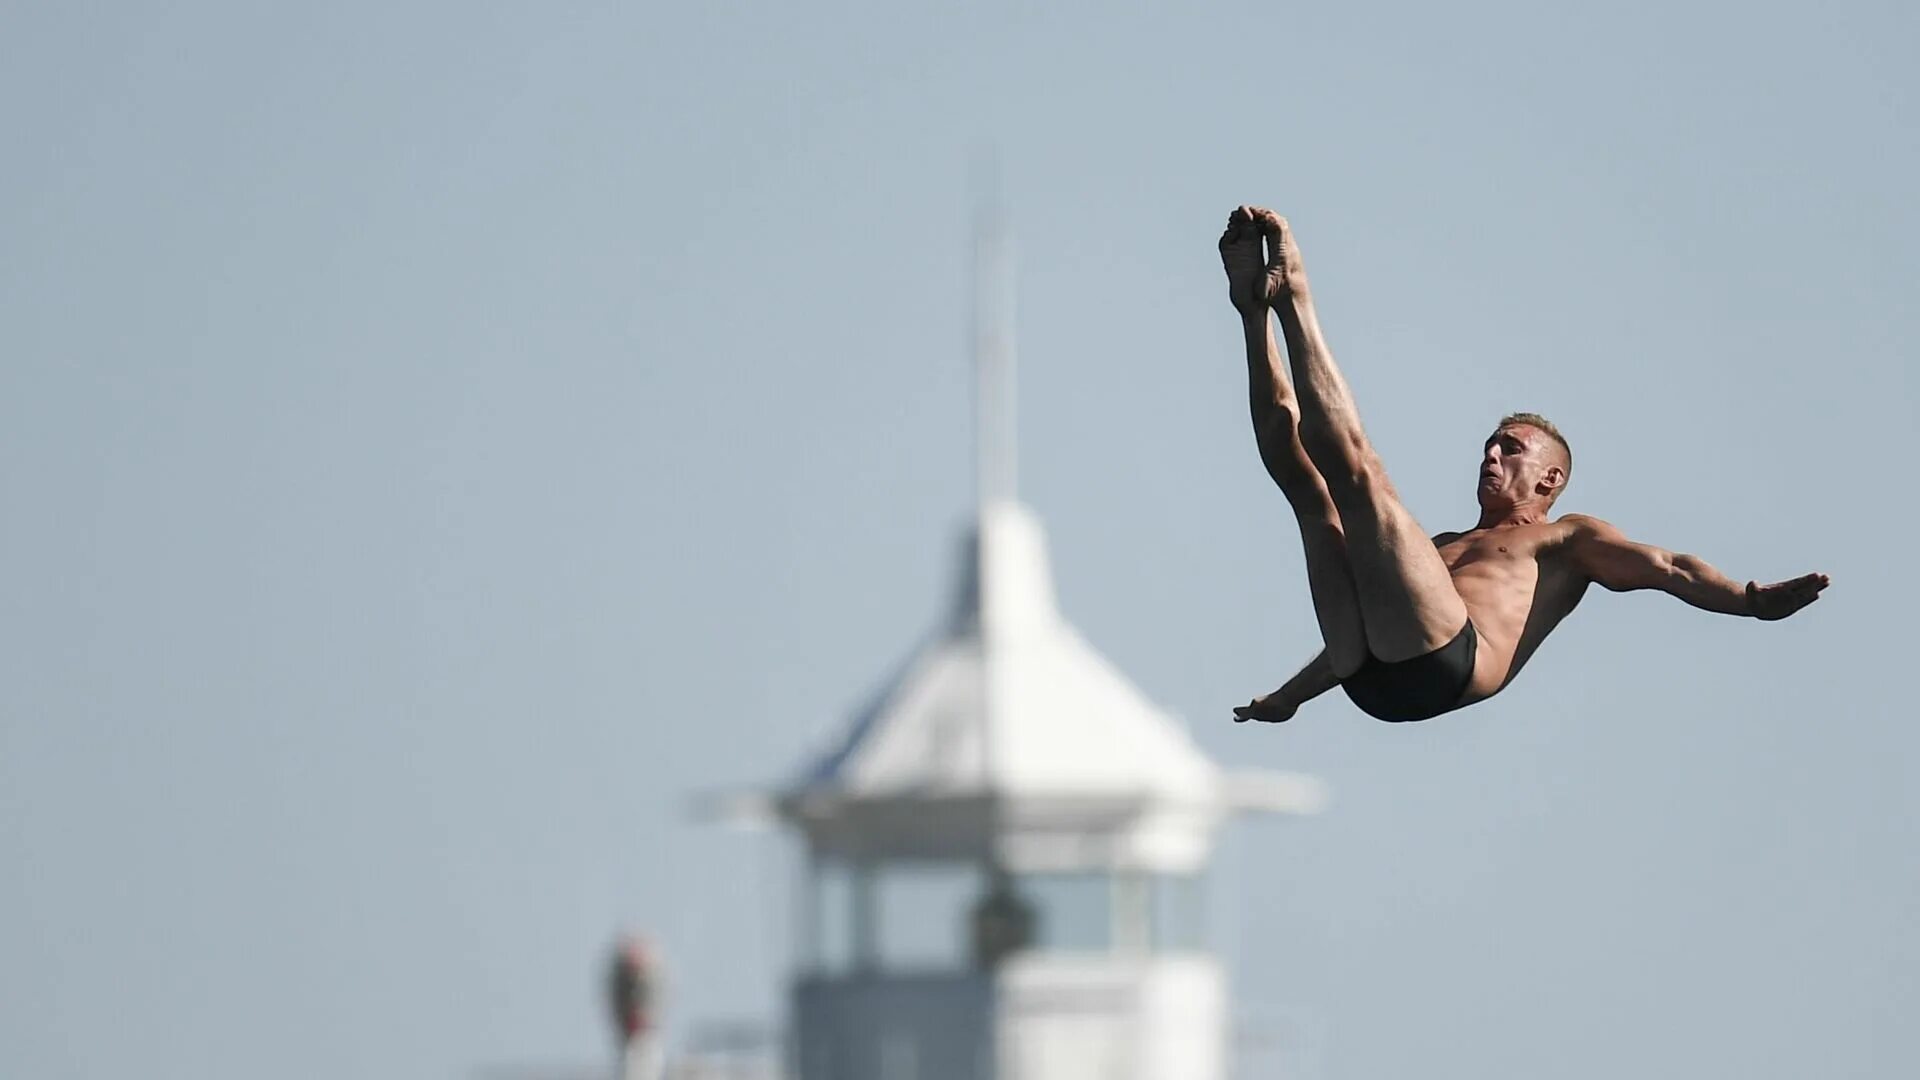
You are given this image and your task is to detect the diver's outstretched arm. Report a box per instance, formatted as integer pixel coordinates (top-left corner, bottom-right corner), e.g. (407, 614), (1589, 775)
(1567, 515), (1829, 619)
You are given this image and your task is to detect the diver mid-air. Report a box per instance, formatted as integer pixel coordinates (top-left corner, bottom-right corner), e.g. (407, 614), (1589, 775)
(1219, 206), (1827, 724)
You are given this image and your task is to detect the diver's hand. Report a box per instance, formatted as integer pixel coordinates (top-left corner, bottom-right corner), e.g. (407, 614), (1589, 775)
(1746, 573), (1830, 620)
(1233, 689), (1298, 724)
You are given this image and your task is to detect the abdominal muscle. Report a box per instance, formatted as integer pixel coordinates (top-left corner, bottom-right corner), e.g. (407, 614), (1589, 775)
(1440, 529), (1585, 703)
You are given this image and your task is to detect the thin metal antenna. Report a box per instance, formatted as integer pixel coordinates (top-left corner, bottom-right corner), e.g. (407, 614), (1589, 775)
(972, 157), (1017, 515)
(969, 153), (1016, 821)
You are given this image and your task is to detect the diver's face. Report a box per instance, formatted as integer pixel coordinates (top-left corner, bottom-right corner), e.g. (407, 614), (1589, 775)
(1478, 425), (1558, 508)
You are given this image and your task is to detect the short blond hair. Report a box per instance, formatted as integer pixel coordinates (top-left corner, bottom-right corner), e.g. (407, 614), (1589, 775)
(1498, 412), (1572, 486)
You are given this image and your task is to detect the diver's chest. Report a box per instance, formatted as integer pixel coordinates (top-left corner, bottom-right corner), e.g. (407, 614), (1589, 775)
(1439, 534), (1543, 576)
(1443, 534), (1528, 568)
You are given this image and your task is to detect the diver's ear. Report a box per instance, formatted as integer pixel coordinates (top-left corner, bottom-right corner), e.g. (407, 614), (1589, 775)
(1539, 465), (1566, 496)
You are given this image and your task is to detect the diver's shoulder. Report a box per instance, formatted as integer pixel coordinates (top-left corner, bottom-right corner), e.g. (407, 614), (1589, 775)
(1552, 512), (1614, 534)
(1541, 513), (1622, 552)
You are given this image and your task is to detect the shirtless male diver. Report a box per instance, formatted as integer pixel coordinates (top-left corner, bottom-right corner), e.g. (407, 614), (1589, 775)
(1219, 206), (1829, 724)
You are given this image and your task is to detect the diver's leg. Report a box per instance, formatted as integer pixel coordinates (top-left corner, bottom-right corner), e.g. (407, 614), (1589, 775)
(1239, 306), (1369, 677)
(1224, 212), (1371, 675)
(1254, 210), (1468, 662)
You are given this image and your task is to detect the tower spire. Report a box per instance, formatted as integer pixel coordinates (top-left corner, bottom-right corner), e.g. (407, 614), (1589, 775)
(972, 163), (1016, 515)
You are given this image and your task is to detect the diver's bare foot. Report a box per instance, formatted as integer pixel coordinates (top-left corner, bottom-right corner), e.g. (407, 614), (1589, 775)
(1246, 207), (1308, 302)
(1232, 690), (1298, 724)
(1219, 207), (1274, 314)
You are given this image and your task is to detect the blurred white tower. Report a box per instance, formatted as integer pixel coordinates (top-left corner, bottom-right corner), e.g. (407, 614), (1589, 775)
(771, 196), (1325, 1080)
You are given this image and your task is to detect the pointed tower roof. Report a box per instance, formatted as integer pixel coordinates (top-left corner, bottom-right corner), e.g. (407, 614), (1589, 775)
(781, 494), (1321, 872)
(782, 498), (1230, 870)
(798, 497), (1219, 804)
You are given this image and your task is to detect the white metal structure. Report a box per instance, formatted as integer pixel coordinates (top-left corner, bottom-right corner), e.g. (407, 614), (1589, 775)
(779, 498), (1323, 1080)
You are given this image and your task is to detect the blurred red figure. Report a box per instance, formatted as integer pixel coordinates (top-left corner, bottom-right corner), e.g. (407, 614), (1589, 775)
(609, 936), (664, 1080)
(609, 936), (657, 1042)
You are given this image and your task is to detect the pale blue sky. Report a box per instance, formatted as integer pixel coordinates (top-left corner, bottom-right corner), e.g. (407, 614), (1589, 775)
(1, 2), (1914, 1077)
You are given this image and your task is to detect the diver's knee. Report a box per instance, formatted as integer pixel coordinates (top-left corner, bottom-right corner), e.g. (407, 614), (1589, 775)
(1300, 421), (1381, 489)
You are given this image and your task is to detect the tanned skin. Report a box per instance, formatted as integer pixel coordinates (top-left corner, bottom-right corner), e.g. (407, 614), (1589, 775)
(1218, 206), (1829, 724)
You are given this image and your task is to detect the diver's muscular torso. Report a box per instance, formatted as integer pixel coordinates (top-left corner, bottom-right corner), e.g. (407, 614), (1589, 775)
(1434, 519), (1593, 703)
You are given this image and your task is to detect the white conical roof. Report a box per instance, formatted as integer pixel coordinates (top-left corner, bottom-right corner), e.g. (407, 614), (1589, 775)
(798, 500), (1216, 802)
(778, 501), (1330, 873)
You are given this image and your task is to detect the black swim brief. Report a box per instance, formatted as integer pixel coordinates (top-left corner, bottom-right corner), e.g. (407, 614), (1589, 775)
(1341, 621), (1478, 723)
